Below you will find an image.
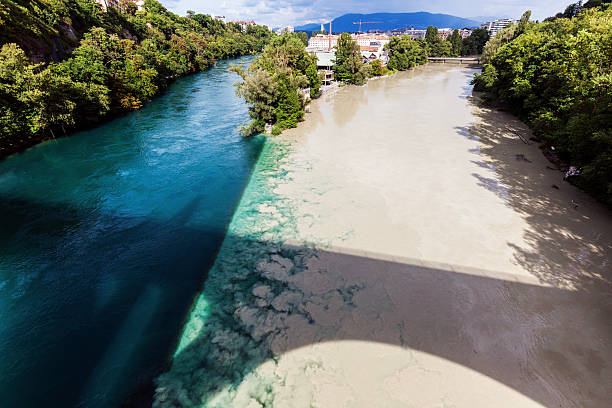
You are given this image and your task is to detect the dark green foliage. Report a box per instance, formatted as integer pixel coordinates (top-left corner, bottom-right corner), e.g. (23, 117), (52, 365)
(425, 26), (439, 43)
(449, 29), (463, 56)
(333, 32), (367, 85)
(385, 35), (427, 71)
(273, 73), (304, 134)
(296, 31), (309, 47)
(424, 26), (453, 57)
(461, 28), (490, 55)
(232, 33), (319, 136)
(473, 8), (612, 205)
(0, 0), (273, 156)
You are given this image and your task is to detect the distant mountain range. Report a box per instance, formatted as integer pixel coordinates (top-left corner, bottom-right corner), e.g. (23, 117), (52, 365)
(294, 12), (481, 33)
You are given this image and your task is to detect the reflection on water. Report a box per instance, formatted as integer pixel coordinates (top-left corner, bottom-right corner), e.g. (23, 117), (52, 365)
(0, 56), (263, 408)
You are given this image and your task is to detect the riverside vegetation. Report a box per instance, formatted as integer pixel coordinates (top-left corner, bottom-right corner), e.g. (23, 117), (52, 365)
(0, 0), (273, 157)
(473, 3), (612, 205)
(234, 27), (489, 135)
(230, 33), (321, 136)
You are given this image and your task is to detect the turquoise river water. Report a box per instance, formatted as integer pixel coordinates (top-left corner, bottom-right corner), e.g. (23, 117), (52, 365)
(0, 56), (263, 407)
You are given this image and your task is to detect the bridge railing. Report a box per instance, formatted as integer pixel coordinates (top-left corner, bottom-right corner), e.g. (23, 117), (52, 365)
(427, 57), (481, 64)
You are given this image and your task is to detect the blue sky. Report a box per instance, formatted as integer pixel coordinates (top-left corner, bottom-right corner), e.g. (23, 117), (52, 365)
(162, 0), (575, 27)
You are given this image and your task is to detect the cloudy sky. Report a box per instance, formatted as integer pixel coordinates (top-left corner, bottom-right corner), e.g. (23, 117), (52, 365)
(162, 0), (575, 27)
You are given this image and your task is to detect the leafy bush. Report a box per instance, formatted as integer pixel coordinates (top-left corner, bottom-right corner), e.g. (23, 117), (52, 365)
(232, 33), (319, 136)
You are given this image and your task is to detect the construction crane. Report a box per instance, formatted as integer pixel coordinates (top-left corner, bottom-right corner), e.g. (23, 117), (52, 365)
(352, 19), (382, 33)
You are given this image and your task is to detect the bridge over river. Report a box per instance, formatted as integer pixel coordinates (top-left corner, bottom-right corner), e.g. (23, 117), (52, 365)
(428, 56), (482, 64)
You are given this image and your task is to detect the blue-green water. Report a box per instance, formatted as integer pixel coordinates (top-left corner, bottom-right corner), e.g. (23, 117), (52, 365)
(0, 56), (263, 408)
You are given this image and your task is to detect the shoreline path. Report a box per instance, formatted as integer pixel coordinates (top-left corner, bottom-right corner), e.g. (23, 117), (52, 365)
(154, 65), (612, 408)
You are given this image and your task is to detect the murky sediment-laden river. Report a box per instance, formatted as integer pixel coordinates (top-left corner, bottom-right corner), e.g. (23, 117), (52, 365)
(155, 65), (612, 408)
(0, 56), (263, 407)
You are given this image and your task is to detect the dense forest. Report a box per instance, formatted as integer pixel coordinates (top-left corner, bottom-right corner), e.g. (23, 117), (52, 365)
(0, 0), (273, 157)
(473, 4), (612, 205)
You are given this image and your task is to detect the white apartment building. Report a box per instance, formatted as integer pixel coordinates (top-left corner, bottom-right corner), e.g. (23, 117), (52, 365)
(308, 34), (338, 49)
(460, 29), (473, 39)
(404, 28), (470, 40)
(438, 28), (453, 40)
(480, 19), (518, 36)
(404, 28), (426, 39)
(353, 34), (390, 48)
(307, 34), (390, 51)
(276, 26), (294, 35)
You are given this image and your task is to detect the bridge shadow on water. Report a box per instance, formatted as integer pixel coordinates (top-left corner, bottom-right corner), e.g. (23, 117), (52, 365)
(156, 234), (611, 407)
(2, 79), (610, 408)
(0, 194), (227, 408)
(152, 95), (612, 408)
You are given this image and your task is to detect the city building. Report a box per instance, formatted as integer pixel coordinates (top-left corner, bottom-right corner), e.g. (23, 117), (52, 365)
(395, 27), (473, 40)
(276, 26), (294, 35)
(437, 28), (453, 40)
(311, 51), (335, 85)
(480, 18), (518, 36)
(460, 29), (473, 39)
(307, 34), (338, 49)
(307, 33), (390, 54)
(404, 28), (427, 39)
(230, 20), (256, 31)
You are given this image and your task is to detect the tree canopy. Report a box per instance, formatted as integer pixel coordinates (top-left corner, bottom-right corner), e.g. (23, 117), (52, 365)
(231, 33), (320, 136)
(0, 0), (273, 156)
(385, 35), (427, 71)
(473, 8), (612, 205)
(333, 33), (367, 85)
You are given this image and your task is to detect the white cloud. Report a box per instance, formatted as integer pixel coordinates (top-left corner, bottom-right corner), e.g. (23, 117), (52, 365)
(163, 0), (577, 27)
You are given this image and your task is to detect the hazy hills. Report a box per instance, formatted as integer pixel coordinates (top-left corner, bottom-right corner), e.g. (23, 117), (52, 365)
(295, 12), (481, 32)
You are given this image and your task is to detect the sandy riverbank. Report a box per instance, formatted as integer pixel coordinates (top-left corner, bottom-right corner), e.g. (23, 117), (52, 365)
(154, 65), (612, 408)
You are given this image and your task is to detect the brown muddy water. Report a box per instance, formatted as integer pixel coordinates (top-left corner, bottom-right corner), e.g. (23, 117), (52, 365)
(154, 64), (612, 408)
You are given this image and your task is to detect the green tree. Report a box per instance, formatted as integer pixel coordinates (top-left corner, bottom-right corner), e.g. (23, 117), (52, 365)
(473, 8), (612, 205)
(385, 35), (427, 71)
(0, 0), (274, 156)
(231, 32), (318, 135)
(368, 59), (385, 76)
(273, 73), (304, 134)
(461, 28), (490, 55)
(424, 26), (453, 57)
(449, 29), (463, 56)
(425, 26), (439, 43)
(296, 31), (309, 47)
(334, 32), (366, 84)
